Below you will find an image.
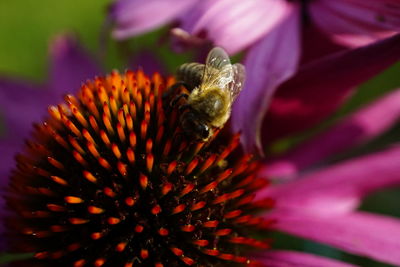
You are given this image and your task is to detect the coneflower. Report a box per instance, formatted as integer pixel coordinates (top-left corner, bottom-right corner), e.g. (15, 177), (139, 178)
(2, 37), (400, 267)
(4, 70), (272, 266)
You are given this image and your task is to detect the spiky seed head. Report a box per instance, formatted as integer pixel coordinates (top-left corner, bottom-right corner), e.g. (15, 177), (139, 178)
(5, 70), (274, 267)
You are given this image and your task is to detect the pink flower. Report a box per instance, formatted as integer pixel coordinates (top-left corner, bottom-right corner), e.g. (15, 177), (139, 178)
(111, 0), (400, 52)
(110, 0), (400, 154)
(1, 41), (400, 266)
(257, 145), (400, 266)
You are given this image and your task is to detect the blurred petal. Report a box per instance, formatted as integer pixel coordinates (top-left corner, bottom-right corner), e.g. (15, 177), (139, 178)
(0, 79), (53, 249)
(256, 250), (357, 267)
(178, 0), (292, 54)
(0, 139), (28, 251)
(231, 4), (300, 154)
(300, 24), (346, 65)
(268, 210), (400, 266)
(111, 0), (197, 39)
(49, 34), (101, 96)
(0, 78), (50, 136)
(265, 88), (400, 177)
(258, 146), (400, 214)
(129, 50), (166, 76)
(0, 141), (23, 200)
(263, 33), (400, 142)
(311, 0), (400, 47)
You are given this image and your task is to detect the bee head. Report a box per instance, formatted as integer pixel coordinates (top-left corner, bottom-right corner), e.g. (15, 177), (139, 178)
(181, 111), (212, 140)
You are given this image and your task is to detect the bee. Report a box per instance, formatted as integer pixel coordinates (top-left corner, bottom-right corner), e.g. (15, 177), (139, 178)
(164, 47), (246, 141)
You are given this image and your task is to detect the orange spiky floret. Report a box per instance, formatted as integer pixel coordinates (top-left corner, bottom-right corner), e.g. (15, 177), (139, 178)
(5, 70), (272, 267)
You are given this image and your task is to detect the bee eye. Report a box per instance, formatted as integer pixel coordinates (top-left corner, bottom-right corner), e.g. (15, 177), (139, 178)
(200, 125), (210, 139)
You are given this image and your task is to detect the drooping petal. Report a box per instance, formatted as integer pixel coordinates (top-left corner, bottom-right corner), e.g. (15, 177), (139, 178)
(256, 250), (357, 267)
(310, 0), (400, 47)
(300, 23), (346, 65)
(49, 34), (101, 96)
(0, 140), (26, 185)
(177, 0), (293, 54)
(231, 4), (301, 154)
(264, 88), (400, 177)
(0, 78), (50, 136)
(0, 141), (21, 248)
(258, 146), (400, 214)
(0, 80), (54, 250)
(263, 33), (400, 142)
(129, 50), (166, 76)
(111, 0), (198, 39)
(268, 210), (400, 266)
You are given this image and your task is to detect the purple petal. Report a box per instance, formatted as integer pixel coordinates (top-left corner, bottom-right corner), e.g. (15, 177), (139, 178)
(268, 210), (400, 266)
(177, 0), (292, 54)
(310, 0), (400, 47)
(256, 250), (357, 267)
(111, 0), (198, 39)
(300, 23), (346, 65)
(129, 50), (166, 76)
(0, 139), (27, 251)
(264, 88), (400, 177)
(231, 4), (301, 154)
(0, 78), (51, 137)
(263, 33), (400, 142)
(258, 146), (400, 214)
(0, 139), (24, 184)
(0, 79), (53, 250)
(49, 34), (101, 97)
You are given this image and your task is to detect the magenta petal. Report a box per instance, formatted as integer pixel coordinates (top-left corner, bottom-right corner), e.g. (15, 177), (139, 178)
(111, 0), (198, 39)
(310, 0), (400, 47)
(0, 140), (26, 251)
(0, 138), (25, 175)
(178, 0), (292, 54)
(231, 5), (301, 154)
(0, 78), (51, 136)
(49, 34), (101, 97)
(268, 210), (400, 266)
(265, 88), (400, 177)
(0, 79), (52, 247)
(263, 33), (400, 142)
(129, 50), (166, 76)
(258, 146), (400, 214)
(300, 23), (346, 64)
(256, 250), (357, 267)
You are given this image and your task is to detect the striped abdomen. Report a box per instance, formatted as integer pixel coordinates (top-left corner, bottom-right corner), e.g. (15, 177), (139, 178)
(176, 62), (205, 90)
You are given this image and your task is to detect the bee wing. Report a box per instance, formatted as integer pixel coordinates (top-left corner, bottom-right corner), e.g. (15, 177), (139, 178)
(200, 47), (234, 90)
(230, 63), (246, 102)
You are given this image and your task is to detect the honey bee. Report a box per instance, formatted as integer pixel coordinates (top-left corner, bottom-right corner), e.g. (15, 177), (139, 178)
(164, 47), (246, 141)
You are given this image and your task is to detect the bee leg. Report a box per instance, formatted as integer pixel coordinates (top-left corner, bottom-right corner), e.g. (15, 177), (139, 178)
(162, 81), (189, 101)
(178, 103), (191, 112)
(170, 93), (189, 108)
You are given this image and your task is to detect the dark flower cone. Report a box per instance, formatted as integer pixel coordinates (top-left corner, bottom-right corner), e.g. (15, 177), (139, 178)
(4, 70), (273, 267)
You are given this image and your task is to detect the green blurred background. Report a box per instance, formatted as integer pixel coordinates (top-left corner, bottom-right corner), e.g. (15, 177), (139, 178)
(0, 0), (399, 266)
